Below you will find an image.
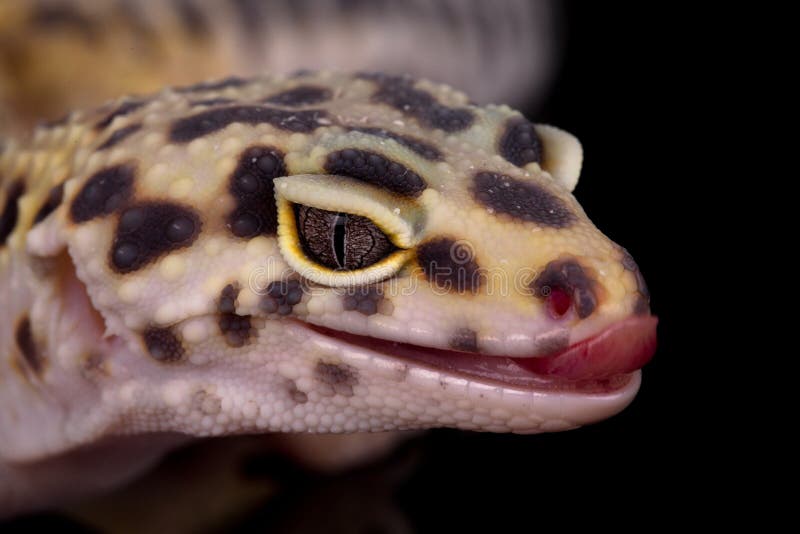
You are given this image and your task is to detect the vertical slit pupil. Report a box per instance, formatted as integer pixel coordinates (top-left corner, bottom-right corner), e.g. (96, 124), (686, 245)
(333, 212), (347, 269)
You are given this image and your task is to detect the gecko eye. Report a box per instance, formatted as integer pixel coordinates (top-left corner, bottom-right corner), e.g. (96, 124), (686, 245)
(293, 204), (398, 271)
(274, 175), (419, 287)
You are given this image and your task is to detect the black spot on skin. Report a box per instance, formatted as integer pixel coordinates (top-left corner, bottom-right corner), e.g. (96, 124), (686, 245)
(621, 251), (638, 272)
(175, 0), (209, 38)
(41, 113), (71, 129)
(264, 85), (333, 107)
(193, 389), (221, 415)
(30, 4), (97, 42)
(325, 149), (426, 197)
(342, 286), (385, 316)
(532, 259), (599, 319)
(260, 279), (304, 316)
(33, 182), (65, 224)
(290, 69), (316, 78)
(219, 313), (253, 348)
(472, 172), (575, 228)
(287, 380), (308, 404)
(574, 288), (597, 319)
(360, 73), (474, 132)
(95, 100), (145, 130)
(227, 146), (286, 238)
(314, 361), (359, 397)
(15, 316), (42, 374)
(166, 216), (196, 242)
(81, 352), (108, 379)
(143, 327), (184, 362)
(219, 284), (239, 314)
(499, 117), (543, 167)
(175, 76), (248, 93)
(97, 123), (142, 150)
(350, 127), (443, 161)
(417, 238), (481, 294)
(110, 203), (200, 273)
(218, 284), (254, 348)
(534, 330), (571, 355)
(359, 73), (474, 132)
(70, 164), (134, 223)
(190, 98), (234, 107)
(621, 248), (651, 315)
(1, 181), (25, 245)
(621, 249), (650, 300)
(169, 106), (329, 143)
(449, 328), (478, 352)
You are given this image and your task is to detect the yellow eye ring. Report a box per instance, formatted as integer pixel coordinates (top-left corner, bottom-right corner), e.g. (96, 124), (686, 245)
(276, 196), (414, 287)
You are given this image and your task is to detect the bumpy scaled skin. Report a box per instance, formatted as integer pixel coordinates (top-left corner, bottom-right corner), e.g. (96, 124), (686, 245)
(0, 72), (652, 513)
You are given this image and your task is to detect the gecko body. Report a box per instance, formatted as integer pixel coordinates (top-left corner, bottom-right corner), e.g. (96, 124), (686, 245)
(0, 72), (655, 514)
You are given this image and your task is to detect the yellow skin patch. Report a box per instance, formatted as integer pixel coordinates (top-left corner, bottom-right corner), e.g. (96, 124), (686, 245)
(0, 72), (650, 514)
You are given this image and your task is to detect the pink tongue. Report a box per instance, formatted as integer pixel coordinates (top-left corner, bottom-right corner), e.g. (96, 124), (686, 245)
(514, 316), (658, 380)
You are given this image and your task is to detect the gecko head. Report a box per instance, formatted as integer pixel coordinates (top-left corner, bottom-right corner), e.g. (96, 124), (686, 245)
(54, 74), (655, 437)
(260, 122), (657, 432)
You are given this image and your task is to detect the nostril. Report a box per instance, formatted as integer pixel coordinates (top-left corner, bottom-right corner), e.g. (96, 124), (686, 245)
(532, 258), (600, 320)
(546, 286), (572, 318)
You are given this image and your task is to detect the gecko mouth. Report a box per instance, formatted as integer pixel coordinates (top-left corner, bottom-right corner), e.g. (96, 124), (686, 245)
(305, 315), (658, 394)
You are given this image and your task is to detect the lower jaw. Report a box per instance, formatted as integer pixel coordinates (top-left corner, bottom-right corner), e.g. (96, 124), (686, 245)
(302, 323), (637, 395)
